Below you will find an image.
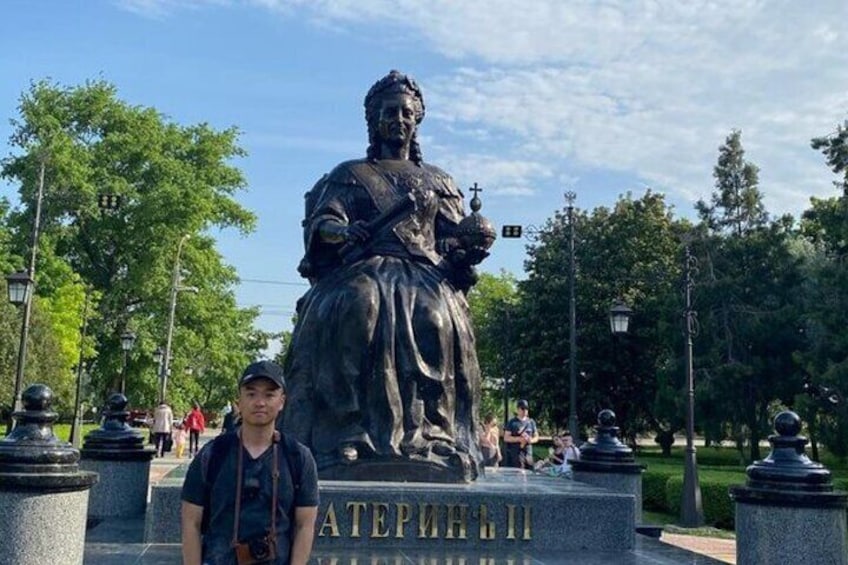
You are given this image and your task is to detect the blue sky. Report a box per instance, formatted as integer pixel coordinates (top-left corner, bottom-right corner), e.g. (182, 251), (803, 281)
(2, 0), (847, 344)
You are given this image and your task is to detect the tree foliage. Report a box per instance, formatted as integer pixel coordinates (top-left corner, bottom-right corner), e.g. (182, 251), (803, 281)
(811, 119), (848, 196)
(466, 270), (519, 422)
(1, 80), (263, 415)
(794, 118), (848, 458)
(690, 130), (805, 461)
(697, 130), (767, 235)
(506, 191), (687, 440)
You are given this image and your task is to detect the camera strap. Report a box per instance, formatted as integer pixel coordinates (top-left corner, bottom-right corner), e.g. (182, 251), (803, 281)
(231, 430), (280, 549)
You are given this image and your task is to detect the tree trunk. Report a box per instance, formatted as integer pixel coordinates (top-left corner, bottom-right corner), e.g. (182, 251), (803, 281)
(810, 414), (820, 462)
(656, 430), (675, 457)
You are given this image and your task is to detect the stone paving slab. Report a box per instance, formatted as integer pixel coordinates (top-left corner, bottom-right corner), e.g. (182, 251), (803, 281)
(84, 536), (728, 564)
(662, 533), (736, 564)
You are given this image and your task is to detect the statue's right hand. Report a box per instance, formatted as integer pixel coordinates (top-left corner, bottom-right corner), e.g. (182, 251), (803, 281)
(344, 221), (370, 244)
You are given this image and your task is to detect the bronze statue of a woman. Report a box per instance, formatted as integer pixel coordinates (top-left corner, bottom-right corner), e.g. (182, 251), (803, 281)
(281, 70), (494, 482)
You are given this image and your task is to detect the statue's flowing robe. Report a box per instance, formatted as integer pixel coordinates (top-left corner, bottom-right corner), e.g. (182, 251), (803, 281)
(282, 158), (482, 471)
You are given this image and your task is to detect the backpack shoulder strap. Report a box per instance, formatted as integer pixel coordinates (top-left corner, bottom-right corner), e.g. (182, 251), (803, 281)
(279, 431), (303, 492)
(277, 432), (306, 540)
(200, 432), (239, 534)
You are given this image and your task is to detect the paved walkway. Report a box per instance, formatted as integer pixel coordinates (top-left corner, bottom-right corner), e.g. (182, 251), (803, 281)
(662, 534), (735, 564)
(148, 427), (217, 481)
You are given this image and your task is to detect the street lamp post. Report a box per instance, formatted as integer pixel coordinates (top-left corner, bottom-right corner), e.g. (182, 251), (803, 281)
(159, 234), (192, 403)
(608, 245), (703, 527)
(5, 271), (33, 433)
(153, 347), (163, 369)
(6, 159), (47, 433)
(69, 290), (91, 448)
(119, 331), (136, 395)
(609, 300), (633, 335)
(565, 191), (579, 440)
(680, 244), (704, 527)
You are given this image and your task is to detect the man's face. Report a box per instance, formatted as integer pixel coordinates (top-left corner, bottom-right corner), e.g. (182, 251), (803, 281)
(238, 378), (285, 427)
(517, 406), (528, 418)
(562, 435), (573, 447)
(378, 92), (417, 149)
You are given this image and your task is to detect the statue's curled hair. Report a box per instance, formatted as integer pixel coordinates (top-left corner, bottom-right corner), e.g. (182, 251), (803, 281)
(364, 70), (425, 165)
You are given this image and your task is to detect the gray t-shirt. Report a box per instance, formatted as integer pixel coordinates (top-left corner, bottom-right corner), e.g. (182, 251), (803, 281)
(181, 435), (319, 565)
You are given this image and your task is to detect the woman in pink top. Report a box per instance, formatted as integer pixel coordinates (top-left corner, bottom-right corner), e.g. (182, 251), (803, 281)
(183, 402), (206, 457)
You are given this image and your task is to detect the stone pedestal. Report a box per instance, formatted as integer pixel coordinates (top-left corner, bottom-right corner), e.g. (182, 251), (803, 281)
(0, 384), (98, 565)
(146, 466), (636, 555)
(730, 411), (848, 565)
(572, 409), (644, 522)
(80, 393), (155, 518)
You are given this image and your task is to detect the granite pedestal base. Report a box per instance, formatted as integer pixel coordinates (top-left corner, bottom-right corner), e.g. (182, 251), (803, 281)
(735, 502), (847, 565)
(144, 464), (186, 543)
(314, 467), (635, 554)
(146, 466), (635, 554)
(1, 488), (90, 565)
(573, 469), (643, 522)
(81, 458), (152, 518)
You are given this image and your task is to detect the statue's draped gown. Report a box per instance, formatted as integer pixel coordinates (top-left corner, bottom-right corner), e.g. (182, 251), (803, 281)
(282, 158), (482, 471)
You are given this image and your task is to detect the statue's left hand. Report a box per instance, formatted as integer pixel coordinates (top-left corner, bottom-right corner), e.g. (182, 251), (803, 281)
(344, 220), (370, 244)
(463, 246), (490, 266)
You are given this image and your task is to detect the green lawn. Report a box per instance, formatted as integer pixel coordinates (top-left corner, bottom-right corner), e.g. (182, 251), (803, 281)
(637, 443), (848, 535)
(52, 423), (104, 443)
(2, 423), (102, 442)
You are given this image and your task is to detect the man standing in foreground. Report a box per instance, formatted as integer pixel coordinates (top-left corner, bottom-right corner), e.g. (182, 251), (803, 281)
(503, 399), (539, 469)
(181, 360), (319, 565)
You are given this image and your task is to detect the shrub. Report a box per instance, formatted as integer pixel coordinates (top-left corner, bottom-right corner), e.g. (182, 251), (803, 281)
(639, 447), (747, 467)
(832, 478), (848, 492)
(666, 472), (744, 529)
(642, 468), (678, 513)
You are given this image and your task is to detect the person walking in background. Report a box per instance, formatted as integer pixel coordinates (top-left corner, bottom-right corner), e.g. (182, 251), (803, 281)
(503, 399), (539, 469)
(173, 422), (188, 459)
(478, 413), (502, 468)
(221, 399), (240, 434)
(184, 402), (206, 457)
(152, 401), (174, 458)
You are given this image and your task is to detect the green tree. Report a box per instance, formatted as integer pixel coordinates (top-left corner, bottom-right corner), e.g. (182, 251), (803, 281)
(795, 120), (848, 458)
(811, 118), (848, 197)
(513, 191), (686, 441)
(696, 130), (767, 236)
(0, 193), (76, 417)
(2, 80), (262, 412)
(466, 270), (518, 421)
(695, 131), (805, 461)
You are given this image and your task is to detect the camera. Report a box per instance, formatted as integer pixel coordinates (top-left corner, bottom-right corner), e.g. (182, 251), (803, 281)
(235, 535), (277, 564)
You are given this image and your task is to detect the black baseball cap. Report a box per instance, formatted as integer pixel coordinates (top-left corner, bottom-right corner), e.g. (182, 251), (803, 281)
(517, 399), (529, 410)
(239, 360), (286, 390)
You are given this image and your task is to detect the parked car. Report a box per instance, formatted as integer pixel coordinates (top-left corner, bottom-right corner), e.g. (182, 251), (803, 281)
(129, 409), (151, 428)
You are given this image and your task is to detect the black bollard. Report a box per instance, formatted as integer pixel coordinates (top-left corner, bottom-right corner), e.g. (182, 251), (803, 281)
(730, 410), (848, 565)
(571, 409), (645, 522)
(80, 392), (155, 519)
(0, 384), (98, 565)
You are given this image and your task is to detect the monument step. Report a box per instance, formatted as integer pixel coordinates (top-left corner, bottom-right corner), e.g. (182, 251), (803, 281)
(84, 538), (728, 564)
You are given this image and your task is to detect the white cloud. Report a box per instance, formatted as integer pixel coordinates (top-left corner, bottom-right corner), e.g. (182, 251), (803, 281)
(434, 152), (555, 197)
(287, 0), (847, 217)
(128, 0), (848, 216)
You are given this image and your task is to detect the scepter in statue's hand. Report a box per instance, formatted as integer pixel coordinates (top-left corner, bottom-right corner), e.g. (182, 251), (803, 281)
(338, 192), (416, 264)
